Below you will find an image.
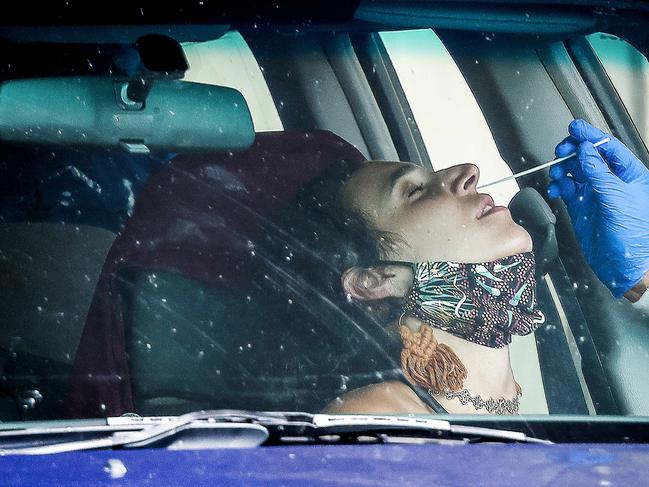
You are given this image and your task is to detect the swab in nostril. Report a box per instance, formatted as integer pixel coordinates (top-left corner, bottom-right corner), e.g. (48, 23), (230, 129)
(476, 138), (610, 189)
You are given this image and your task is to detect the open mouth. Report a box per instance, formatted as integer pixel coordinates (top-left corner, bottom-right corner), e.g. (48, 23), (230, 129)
(477, 194), (509, 220)
(477, 194), (495, 220)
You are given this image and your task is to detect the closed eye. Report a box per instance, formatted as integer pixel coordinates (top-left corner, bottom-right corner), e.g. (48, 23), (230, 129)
(407, 183), (424, 198)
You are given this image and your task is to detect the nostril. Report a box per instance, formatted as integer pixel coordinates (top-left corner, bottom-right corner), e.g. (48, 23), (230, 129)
(464, 174), (476, 191)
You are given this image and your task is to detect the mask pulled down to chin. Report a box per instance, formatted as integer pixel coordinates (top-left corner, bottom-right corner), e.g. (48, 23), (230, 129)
(398, 251), (545, 393)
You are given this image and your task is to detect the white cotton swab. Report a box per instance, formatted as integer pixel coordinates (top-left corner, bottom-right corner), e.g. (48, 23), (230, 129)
(476, 137), (611, 190)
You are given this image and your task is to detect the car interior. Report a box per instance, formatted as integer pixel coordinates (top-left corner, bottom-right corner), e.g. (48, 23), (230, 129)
(1, 3), (648, 421)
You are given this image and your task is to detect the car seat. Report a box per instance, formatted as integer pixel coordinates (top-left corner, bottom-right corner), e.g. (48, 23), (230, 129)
(66, 130), (407, 418)
(0, 222), (116, 419)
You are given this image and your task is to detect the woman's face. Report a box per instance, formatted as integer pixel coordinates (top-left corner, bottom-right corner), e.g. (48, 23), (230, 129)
(340, 161), (532, 263)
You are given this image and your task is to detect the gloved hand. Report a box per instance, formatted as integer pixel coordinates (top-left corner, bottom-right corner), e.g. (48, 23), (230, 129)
(548, 119), (649, 298)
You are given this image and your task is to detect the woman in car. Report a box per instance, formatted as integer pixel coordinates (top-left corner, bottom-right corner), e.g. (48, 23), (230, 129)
(282, 118), (649, 415)
(277, 157), (545, 415)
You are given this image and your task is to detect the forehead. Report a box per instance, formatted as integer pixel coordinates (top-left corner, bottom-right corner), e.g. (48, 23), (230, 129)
(341, 160), (406, 211)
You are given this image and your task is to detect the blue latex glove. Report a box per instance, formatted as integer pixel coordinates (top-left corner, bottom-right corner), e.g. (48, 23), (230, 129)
(548, 119), (649, 298)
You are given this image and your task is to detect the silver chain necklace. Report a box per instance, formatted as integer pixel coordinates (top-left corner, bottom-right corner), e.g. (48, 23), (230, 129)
(428, 388), (520, 415)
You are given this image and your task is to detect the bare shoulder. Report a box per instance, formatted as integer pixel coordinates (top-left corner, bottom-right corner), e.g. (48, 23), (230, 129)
(321, 380), (434, 414)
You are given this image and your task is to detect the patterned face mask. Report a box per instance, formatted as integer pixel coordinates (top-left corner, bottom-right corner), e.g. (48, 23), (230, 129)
(395, 251), (545, 393)
(402, 251), (545, 348)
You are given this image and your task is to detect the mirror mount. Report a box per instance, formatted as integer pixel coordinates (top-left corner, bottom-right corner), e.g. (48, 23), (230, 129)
(117, 34), (189, 110)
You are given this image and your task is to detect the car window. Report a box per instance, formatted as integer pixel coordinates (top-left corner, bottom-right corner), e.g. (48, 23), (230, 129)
(1, 18), (647, 425)
(182, 31), (283, 132)
(587, 32), (649, 148)
(379, 29), (520, 205)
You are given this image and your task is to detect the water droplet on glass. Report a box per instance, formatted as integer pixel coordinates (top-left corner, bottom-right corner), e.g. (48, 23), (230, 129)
(104, 459), (127, 479)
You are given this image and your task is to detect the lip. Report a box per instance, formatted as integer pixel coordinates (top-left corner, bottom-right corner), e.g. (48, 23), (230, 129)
(476, 194), (508, 219)
(484, 206), (508, 218)
(476, 194), (495, 220)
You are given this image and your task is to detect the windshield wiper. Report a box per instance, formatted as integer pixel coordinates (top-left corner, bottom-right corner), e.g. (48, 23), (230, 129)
(0, 410), (551, 454)
(310, 414), (552, 444)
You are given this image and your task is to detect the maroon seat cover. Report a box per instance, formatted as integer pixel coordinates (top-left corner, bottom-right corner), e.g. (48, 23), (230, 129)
(66, 130), (366, 418)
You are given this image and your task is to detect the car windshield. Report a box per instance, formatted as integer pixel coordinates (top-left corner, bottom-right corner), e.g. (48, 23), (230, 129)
(1, 2), (648, 426)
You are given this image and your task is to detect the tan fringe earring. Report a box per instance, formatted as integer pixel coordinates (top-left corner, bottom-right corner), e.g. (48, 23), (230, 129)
(399, 314), (468, 393)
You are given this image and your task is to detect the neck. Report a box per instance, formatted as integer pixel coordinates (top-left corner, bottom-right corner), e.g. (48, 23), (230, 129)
(431, 328), (517, 413)
(397, 315), (519, 414)
(434, 329), (516, 398)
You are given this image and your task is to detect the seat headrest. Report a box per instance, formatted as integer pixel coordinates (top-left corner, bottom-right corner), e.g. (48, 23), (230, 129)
(67, 129), (367, 418)
(111, 129), (367, 282)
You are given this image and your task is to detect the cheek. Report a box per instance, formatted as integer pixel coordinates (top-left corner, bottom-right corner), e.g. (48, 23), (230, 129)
(475, 217), (533, 259)
(393, 202), (471, 257)
(401, 201), (460, 236)
(392, 202), (533, 262)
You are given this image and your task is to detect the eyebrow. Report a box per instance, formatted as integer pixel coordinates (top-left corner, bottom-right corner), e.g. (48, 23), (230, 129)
(387, 164), (418, 196)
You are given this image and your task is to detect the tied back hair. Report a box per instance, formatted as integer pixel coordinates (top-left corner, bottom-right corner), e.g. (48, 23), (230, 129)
(267, 158), (405, 329)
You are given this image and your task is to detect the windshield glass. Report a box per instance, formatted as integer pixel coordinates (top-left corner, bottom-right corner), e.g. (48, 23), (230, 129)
(1, 10), (648, 424)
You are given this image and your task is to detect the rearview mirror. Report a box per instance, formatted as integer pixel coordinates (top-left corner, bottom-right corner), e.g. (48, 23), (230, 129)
(0, 77), (255, 153)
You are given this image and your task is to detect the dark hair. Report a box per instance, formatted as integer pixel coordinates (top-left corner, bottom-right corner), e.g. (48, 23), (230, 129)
(270, 160), (378, 282)
(265, 158), (404, 329)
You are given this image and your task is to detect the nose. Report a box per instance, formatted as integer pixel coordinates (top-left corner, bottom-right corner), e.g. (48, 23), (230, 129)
(443, 163), (480, 195)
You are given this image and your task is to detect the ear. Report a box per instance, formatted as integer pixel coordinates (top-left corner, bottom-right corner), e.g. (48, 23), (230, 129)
(341, 265), (413, 301)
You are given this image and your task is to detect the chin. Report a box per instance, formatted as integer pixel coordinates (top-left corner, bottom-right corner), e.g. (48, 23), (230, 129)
(509, 224), (534, 254)
(486, 223), (533, 261)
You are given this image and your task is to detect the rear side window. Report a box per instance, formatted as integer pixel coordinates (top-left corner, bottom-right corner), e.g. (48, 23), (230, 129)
(587, 32), (649, 149)
(182, 31), (283, 132)
(379, 29), (519, 206)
